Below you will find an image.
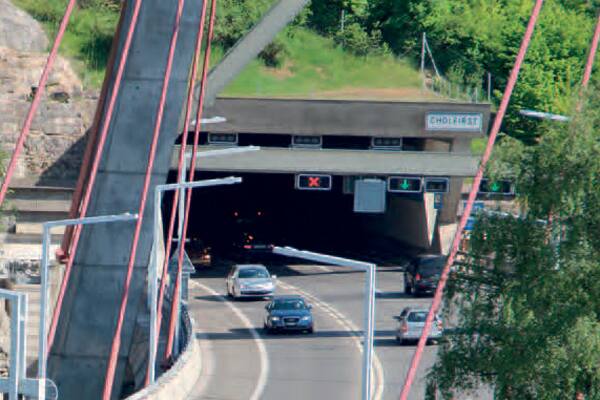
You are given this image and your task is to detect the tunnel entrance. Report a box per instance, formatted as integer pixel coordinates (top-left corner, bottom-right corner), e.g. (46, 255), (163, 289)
(163, 171), (426, 264)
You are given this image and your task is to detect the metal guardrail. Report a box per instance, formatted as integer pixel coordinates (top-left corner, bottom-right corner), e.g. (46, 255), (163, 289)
(0, 288), (57, 400)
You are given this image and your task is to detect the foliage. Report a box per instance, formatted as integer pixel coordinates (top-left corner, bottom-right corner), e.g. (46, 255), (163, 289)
(220, 28), (421, 98)
(430, 87), (600, 399)
(14, 0), (119, 87)
(366, 0), (597, 143)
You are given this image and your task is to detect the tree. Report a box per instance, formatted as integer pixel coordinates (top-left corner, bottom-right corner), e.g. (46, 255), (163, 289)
(367, 0), (597, 143)
(428, 86), (600, 399)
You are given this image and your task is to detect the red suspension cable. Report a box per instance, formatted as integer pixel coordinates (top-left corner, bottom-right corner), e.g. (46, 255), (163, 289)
(398, 1), (545, 399)
(145, 0), (210, 385)
(58, 10), (126, 262)
(582, 13), (600, 89)
(0, 0), (77, 207)
(102, 0), (187, 397)
(46, 0), (144, 354)
(164, 0), (218, 361)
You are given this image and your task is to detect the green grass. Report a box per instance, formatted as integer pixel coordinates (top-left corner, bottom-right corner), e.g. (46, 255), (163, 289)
(219, 28), (423, 98)
(13, 1), (423, 96)
(13, 0), (119, 88)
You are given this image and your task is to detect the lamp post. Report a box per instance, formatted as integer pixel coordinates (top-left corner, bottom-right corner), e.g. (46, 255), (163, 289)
(39, 212), (139, 399)
(148, 176), (243, 382)
(272, 246), (377, 400)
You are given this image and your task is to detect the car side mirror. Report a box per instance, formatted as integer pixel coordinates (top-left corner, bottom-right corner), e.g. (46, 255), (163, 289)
(265, 305), (270, 310)
(272, 275), (277, 280)
(307, 304), (312, 310)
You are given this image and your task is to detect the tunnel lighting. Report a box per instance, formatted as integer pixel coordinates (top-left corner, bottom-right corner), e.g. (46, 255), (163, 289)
(292, 135), (322, 148)
(424, 177), (449, 193)
(208, 132), (238, 145)
(371, 137), (402, 150)
(295, 174), (332, 191)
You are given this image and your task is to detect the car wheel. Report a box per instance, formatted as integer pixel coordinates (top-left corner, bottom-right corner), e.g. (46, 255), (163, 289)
(404, 281), (412, 295)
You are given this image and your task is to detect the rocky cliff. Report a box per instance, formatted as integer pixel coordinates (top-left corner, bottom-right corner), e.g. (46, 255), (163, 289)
(0, 0), (98, 185)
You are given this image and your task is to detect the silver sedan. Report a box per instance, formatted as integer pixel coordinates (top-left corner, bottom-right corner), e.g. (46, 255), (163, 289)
(395, 307), (443, 345)
(226, 264), (276, 300)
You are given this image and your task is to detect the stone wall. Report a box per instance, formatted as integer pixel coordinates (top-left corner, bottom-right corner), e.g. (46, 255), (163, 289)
(0, 0), (98, 185)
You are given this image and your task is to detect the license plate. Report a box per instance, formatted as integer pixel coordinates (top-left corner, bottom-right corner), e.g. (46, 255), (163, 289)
(285, 321), (297, 326)
(254, 245), (268, 249)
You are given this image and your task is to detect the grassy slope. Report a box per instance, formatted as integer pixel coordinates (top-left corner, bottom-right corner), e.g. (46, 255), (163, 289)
(12, 0), (425, 98)
(218, 28), (425, 99)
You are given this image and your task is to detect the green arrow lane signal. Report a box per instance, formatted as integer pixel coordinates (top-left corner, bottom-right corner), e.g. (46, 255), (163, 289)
(479, 179), (514, 195)
(388, 176), (422, 193)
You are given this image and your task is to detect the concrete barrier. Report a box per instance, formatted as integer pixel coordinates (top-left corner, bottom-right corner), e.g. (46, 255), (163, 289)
(126, 306), (201, 400)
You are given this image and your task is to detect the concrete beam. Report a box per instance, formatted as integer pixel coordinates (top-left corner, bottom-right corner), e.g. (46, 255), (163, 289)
(47, 0), (206, 398)
(201, 98), (491, 138)
(173, 146), (480, 177)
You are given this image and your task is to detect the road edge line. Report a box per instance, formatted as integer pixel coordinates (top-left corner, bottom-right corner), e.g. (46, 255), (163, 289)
(190, 280), (269, 400)
(278, 281), (385, 400)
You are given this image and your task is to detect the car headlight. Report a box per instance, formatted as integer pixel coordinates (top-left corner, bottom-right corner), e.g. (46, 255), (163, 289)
(270, 316), (280, 321)
(301, 316), (311, 321)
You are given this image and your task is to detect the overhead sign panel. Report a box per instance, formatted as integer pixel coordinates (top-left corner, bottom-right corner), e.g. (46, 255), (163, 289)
(426, 112), (483, 132)
(424, 177), (449, 193)
(295, 174), (332, 191)
(354, 179), (386, 213)
(388, 176), (422, 193)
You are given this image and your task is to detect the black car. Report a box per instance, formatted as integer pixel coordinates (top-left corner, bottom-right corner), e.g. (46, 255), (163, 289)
(263, 295), (314, 333)
(404, 254), (446, 296)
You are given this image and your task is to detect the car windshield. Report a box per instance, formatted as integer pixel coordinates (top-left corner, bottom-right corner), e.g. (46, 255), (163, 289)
(238, 268), (269, 279)
(419, 258), (445, 277)
(271, 299), (306, 310)
(407, 311), (428, 322)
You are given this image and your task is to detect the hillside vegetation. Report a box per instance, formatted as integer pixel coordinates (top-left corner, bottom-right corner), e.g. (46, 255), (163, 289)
(13, 0), (600, 142)
(13, 0), (426, 99)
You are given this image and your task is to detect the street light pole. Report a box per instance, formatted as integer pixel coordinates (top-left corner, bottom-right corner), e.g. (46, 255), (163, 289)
(272, 246), (377, 400)
(39, 212), (139, 399)
(148, 176), (242, 383)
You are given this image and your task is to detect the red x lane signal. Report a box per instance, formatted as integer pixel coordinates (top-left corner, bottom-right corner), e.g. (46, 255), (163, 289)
(295, 174), (332, 191)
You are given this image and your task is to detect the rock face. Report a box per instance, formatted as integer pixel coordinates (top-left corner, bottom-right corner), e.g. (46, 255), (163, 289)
(0, 0), (98, 184)
(0, 0), (47, 52)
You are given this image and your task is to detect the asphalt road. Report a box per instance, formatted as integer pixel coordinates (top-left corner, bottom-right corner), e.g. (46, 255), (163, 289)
(187, 258), (438, 400)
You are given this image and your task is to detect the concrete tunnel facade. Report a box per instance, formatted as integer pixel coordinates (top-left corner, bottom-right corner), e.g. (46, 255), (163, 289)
(172, 98), (490, 253)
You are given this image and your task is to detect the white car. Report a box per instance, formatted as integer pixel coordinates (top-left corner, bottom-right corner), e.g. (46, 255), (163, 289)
(395, 307), (443, 345)
(226, 264), (276, 300)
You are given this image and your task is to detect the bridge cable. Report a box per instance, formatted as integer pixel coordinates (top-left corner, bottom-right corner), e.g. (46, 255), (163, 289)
(164, 0), (218, 362)
(0, 0), (77, 207)
(582, 12), (600, 89)
(144, 0), (210, 385)
(46, 0), (145, 355)
(101, 0), (188, 398)
(398, 1), (545, 399)
(58, 11), (127, 263)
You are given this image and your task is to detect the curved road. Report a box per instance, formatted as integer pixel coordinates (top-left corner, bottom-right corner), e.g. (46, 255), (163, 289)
(187, 259), (438, 400)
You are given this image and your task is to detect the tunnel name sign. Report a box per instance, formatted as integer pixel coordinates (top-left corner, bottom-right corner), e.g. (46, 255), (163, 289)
(426, 112), (483, 132)
(295, 174), (332, 191)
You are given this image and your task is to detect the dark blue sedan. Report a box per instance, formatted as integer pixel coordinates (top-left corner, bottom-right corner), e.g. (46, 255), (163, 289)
(263, 295), (314, 334)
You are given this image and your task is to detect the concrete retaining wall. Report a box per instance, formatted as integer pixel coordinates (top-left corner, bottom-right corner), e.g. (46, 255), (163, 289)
(126, 306), (201, 400)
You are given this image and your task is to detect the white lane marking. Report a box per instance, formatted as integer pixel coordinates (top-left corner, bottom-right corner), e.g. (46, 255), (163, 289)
(278, 281), (385, 400)
(190, 280), (269, 400)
